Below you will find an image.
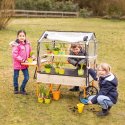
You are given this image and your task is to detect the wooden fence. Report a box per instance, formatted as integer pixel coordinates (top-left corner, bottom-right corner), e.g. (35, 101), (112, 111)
(12, 10), (79, 18)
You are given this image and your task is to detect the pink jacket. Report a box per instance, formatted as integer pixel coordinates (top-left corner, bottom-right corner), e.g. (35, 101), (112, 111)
(10, 40), (32, 69)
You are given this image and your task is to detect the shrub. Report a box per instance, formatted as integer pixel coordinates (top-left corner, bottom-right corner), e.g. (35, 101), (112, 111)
(0, 0), (15, 29)
(108, 4), (122, 19)
(79, 8), (93, 17)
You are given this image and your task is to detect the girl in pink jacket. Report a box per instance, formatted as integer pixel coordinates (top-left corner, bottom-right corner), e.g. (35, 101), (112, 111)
(11, 30), (33, 95)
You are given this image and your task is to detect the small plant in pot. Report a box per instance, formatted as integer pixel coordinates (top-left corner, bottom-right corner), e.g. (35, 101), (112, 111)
(59, 43), (66, 55)
(38, 85), (45, 103)
(27, 51), (35, 63)
(58, 62), (65, 75)
(44, 88), (51, 104)
(44, 43), (52, 54)
(53, 47), (60, 55)
(44, 64), (52, 73)
(78, 64), (84, 76)
(54, 62), (60, 74)
(30, 51), (34, 57)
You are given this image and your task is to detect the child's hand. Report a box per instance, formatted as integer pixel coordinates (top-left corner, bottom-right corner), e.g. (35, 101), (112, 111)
(25, 60), (28, 63)
(21, 59), (25, 63)
(88, 100), (93, 104)
(87, 63), (91, 69)
(87, 66), (91, 69)
(31, 55), (36, 61)
(77, 63), (81, 68)
(78, 60), (86, 65)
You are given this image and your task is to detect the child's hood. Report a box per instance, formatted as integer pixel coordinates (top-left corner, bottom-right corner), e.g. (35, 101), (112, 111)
(9, 40), (30, 47)
(9, 41), (19, 47)
(103, 73), (118, 87)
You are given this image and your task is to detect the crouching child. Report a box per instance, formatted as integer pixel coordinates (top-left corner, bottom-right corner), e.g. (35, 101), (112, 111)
(87, 63), (118, 116)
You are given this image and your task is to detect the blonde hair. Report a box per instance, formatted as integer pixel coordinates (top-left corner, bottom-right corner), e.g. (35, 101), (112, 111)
(97, 63), (111, 73)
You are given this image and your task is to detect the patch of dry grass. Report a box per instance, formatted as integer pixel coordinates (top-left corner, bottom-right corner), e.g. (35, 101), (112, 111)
(0, 18), (125, 125)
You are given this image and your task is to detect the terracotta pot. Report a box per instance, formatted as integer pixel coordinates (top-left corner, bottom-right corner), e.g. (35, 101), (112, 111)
(46, 50), (52, 54)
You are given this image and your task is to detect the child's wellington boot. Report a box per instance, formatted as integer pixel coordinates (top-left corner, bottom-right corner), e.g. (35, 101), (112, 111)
(14, 87), (19, 94)
(97, 109), (109, 116)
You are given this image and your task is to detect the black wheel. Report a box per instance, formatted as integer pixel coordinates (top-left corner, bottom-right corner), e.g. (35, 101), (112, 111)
(86, 86), (98, 97)
(79, 86), (98, 102)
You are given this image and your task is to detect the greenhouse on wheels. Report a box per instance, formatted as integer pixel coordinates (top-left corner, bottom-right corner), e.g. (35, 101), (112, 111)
(36, 31), (98, 101)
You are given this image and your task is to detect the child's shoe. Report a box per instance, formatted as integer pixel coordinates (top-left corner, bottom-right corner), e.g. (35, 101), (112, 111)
(108, 106), (112, 111)
(14, 87), (19, 94)
(20, 88), (28, 95)
(97, 109), (109, 116)
(20, 90), (28, 95)
(69, 86), (79, 92)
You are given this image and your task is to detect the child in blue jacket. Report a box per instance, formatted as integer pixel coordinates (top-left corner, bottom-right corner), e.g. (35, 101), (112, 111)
(88, 63), (118, 116)
(68, 43), (86, 91)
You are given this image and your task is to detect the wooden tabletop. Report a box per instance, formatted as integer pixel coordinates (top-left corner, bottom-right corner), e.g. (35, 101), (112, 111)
(21, 59), (47, 66)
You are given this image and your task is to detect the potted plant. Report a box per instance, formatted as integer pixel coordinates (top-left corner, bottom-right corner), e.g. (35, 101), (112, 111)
(44, 64), (52, 73)
(53, 47), (60, 55)
(27, 51), (34, 63)
(59, 43), (66, 55)
(30, 51), (34, 57)
(58, 62), (65, 75)
(44, 43), (52, 54)
(44, 88), (51, 104)
(38, 85), (45, 103)
(54, 62), (60, 74)
(78, 64), (84, 76)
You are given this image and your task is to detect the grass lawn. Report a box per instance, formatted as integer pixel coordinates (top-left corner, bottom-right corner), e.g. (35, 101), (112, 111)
(0, 18), (125, 125)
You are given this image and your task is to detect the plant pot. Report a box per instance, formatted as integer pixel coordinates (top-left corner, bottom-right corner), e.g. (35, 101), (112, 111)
(52, 91), (61, 100)
(46, 50), (52, 54)
(45, 68), (51, 73)
(55, 67), (59, 74)
(59, 51), (65, 55)
(44, 98), (51, 104)
(59, 68), (65, 75)
(38, 97), (44, 103)
(27, 58), (33, 63)
(53, 50), (59, 55)
(78, 69), (84, 76)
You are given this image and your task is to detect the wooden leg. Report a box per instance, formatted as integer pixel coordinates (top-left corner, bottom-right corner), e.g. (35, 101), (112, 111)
(49, 84), (53, 93)
(80, 85), (86, 98)
(91, 80), (96, 87)
(83, 86), (86, 98)
(36, 83), (40, 97)
(33, 66), (37, 79)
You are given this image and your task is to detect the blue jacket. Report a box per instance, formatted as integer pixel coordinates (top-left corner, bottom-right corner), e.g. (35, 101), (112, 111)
(88, 68), (118, 104)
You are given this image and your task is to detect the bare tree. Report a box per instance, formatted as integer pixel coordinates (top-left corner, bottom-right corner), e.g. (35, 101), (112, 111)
(0, 0), (15, 30)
